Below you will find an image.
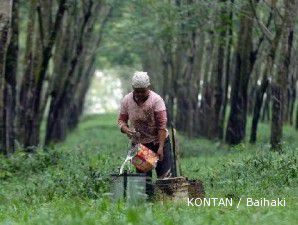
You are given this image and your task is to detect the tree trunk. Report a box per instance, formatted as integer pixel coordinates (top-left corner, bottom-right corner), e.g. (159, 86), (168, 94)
(270, 0), (296, 151)
(3, 0), (18, 153)
(213, 0), (227, 139)
(45, 2), (93, 144)
(225, 0), (254, 145)
(250, 22), (282, 143)
(197, 31), (215, 138)
(270, 83), (283, 151)
(250, 75), (269, 143)
(68, 55), (96, 130)
(18, 0), (36, 146)
(175, 0), (200, 137)
(288, 76), (295, 126)
(18, 0), (66, 149)
(295, 105), (298, 130)
(45, 2), (112, 144)
(261, 89), (270, 122)
(0, 0), (13, 154)
(218, 0), (234, 139)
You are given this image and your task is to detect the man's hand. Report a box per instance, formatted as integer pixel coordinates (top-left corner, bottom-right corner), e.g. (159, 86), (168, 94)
(157, 129), (167, 161)
(121, 126), (140, 140)
(126, 129), (140, 139)
(157, 146), (164, 161)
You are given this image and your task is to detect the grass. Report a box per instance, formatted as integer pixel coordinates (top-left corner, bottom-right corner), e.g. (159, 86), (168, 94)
(0, 113), (297, 225)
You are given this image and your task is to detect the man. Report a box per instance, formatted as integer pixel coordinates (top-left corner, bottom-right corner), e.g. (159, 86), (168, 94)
(118, 71), (173, 186)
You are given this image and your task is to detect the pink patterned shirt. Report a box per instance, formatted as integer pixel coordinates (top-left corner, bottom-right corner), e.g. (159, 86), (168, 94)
(118, 90), (168, 144)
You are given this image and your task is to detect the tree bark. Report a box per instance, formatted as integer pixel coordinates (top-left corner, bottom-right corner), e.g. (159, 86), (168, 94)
(45, 2), (112, 144)
(213, 0), (227, 139)
(46, 1), (95, 144)
(175, 0), (200, 137)
(18, 0), (66, 149)
(250, 75), (269, 143)
(296, 103), (298, 130)
(270, 0), (296, 151)
(250, 22), (282, 143)
(0, 0), (13, 154)
(218, 0), (234, 139)
(3, 0), (18, 153)
(261, 89), (270, 122)
(225, 0), (254, 145)
(18, 0), (35, 144)
(288, 46), (298, 126)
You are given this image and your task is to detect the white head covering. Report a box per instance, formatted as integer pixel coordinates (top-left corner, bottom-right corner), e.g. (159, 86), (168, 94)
(131, 71), (150, 88)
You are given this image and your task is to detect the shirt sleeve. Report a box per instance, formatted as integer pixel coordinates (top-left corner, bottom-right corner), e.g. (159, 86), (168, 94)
(119, 96), (128, 114)
(154, 97), (167, 130)
(118, 97), (129, 130)
(154, 98), (166, 112)
(154, 110), (167, 130)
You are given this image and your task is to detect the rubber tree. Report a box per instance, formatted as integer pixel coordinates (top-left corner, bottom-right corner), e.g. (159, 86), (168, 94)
(225, 0), (254, 145)
(0, 0), (13, 154)
(18, 0), (67, 149)
(270, 0), (297, 151)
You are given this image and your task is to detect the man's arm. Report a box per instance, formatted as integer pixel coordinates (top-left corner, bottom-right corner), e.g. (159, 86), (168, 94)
(155, 110), (167, 160)
(158, 129), (167, 147)
(118, 113), (139, 138)
(118, 113), (129, 133)
(118, 97), (131, 135)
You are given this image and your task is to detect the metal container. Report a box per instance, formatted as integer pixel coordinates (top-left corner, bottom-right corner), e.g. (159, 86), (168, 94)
(110, 171), (147, 203)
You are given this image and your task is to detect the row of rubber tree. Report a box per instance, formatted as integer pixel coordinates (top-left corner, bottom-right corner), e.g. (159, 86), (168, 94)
(112, 0), (297, 152)
(0, 0), (114, 154)
(1, 0), (297, 154)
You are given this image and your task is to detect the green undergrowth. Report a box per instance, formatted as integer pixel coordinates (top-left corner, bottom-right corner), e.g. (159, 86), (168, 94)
(0, 113), (297, 225)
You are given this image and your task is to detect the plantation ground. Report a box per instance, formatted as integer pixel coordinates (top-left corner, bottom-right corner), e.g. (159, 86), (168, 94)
(0, 114), (297, 225)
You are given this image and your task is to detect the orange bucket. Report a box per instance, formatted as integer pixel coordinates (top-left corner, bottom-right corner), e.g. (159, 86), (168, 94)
(131, 144), (159, 173)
